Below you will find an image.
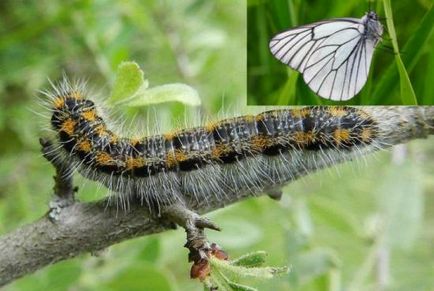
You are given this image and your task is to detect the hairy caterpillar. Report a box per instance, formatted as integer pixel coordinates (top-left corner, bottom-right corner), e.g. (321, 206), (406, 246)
(42, 79), (433, 212)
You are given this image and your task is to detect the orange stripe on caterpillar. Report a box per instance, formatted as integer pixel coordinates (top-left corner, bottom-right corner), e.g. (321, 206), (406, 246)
(59, 118), (76, 136)
(50, 96), (378, 175)
(44, 79), (387, 210)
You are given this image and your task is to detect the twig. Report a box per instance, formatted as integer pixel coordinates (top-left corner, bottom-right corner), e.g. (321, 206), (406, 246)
(40, 137), (76, 202)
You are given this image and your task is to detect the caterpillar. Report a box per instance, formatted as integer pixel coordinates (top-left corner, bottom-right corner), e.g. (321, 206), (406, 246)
(42, 79), (433, 212)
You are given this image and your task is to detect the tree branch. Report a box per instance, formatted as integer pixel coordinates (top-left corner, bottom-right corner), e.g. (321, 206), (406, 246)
(0, 107), (433, 286)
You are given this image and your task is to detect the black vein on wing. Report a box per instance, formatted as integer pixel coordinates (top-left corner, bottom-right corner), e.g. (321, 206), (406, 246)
(304, 34), (361, 97)
(269, 18), (381, 99)
(284, 31), (313, 66)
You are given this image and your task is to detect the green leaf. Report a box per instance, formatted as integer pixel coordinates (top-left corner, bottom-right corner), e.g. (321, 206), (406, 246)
(382, 0), (417, 105)
(210, 256), (289, 279)
(109, 61), (148, 103)
(373, 4), (434, 104)
(123, 83), (201, 107)
(395, 57), (417, 104)
(207, 270), (235, 291)
(227, 281), (258, 291)
(231, 251), (267, 267)
(109, 61), (200, 107)
(206, 255), (288, 291)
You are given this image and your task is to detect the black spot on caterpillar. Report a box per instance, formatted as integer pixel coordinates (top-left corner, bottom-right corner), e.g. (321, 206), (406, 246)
(41, 79), (433, 212)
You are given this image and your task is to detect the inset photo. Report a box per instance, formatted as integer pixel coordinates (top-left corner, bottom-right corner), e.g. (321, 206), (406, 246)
(247, 0), (434, 105)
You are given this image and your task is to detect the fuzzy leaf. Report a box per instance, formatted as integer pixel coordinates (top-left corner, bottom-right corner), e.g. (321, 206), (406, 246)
(123, 83), (201, 107)
(110, 61), (148, 103)
(231, 251), (267, 267)
(208, 268), (259, 291)
(210, 256), (289, 279)
(227, 281), (258, 291)
(207, 270), (235, 291)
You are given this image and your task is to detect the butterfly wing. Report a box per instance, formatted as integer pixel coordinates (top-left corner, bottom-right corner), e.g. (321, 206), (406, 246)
(269, 18), (376, 101)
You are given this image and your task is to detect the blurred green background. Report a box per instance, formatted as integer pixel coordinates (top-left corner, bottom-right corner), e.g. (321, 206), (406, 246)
(1, 0), (434, 290)
(247, 0), (434, 105)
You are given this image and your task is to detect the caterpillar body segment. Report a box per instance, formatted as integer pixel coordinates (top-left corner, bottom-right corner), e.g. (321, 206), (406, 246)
(44, 80), (389, 211)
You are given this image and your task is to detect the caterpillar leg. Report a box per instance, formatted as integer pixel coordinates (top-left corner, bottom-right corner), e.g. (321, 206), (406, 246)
(40, 138), (77, 221)
(265, 187), (283, 201)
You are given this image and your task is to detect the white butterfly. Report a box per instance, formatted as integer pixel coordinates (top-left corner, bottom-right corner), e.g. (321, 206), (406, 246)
(269, 11), (383, 101)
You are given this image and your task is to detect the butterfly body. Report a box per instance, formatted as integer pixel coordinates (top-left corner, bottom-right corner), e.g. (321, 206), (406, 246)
(362, 11), (384, 44)
(269, 11), (383, 101)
